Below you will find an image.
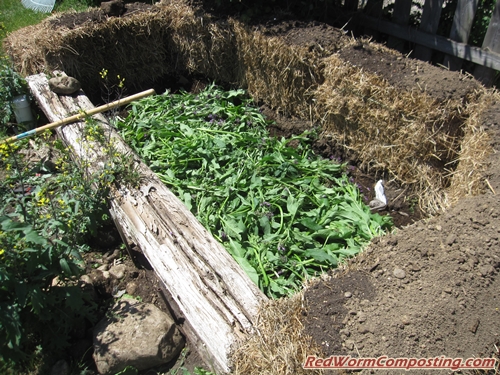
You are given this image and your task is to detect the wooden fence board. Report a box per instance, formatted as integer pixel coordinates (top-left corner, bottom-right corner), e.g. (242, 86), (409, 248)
(414, 0), (446, 61)
(360, 14), (500, 71)
(387, 0), (413, 50)
(443, 0), (478, 70)
(474, 0), (500, 85)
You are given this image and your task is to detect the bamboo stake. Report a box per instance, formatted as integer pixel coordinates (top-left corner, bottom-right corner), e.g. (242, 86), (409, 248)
(1, 88), (156, 144)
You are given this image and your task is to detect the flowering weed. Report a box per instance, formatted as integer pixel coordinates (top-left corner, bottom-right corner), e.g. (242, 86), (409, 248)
(0, 133), (111, 367)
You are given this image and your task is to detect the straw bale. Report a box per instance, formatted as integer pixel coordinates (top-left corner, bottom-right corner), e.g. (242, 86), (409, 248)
(231, 21), (322, 116)
(312, 54), (476, 213)
(446, 88), (497, 204)
(231, 290), (325, 375)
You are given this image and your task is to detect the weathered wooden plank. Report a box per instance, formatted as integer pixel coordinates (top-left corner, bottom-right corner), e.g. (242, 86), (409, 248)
(362, 0), (384, 38)
(474, 0), (500, 85)
(26, 73), (267, 374)
(359, 14), (500, 71)
(387, 0), (413, 50)
(414, 0), (446, 61)
(443, 0), (478, 70)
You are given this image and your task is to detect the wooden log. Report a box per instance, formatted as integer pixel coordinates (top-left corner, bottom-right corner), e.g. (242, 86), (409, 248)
(26, 73), (267, 374)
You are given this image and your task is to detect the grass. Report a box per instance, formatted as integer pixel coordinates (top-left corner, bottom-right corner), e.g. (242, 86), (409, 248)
(0, 0), (94, 51)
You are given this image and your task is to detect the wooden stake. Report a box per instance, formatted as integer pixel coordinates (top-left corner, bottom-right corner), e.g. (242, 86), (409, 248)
(1, 88), (156, 144)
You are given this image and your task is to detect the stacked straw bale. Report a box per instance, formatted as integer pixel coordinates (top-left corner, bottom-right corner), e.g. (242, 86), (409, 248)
(3, 0), (494, 214)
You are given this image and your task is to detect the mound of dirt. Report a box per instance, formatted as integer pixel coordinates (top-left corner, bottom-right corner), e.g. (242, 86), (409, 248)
(305, 192), (500, 368)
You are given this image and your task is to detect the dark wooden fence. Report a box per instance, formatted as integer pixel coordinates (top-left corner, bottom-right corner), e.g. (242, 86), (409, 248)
(351, 0), (500, 86)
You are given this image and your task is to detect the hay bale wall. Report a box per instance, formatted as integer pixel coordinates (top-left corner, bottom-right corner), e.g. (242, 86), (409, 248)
(3, 0), (494, 214)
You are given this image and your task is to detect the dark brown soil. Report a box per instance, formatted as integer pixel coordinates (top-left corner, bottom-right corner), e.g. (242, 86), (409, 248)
(40, 6), (500, 374)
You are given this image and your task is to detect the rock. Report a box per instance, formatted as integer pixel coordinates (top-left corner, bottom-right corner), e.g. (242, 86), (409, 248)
(344, 291), (352, 298)
(339, 328), (350, 337)
(445, 233), (457, 246)
(97, 264), (109, 272)
(51, 360), (70, 375)
(358, 325), (370, 334)
(93, 300), (184, 374)
(80, 274), (93, 285)
(126, 281), (138, 295)
(109, 264), (126, 279)
(401, 315), (411, 325)
(48, 76), (81, 95)
(357, 312), (367, 323)
(393, 268), (406, 279)
(469, 319), (480, 333)
(100, 0), (125, 16)
(344, 339), (355, 350)
(479, 264), (495, 276)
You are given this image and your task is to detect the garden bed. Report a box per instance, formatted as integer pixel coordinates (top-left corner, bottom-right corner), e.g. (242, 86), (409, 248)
(4, 1), (500, 374)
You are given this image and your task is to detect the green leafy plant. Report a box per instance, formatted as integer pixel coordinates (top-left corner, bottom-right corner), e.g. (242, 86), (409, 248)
(0, 133), (113, 367)
(116, 84), (392, 298)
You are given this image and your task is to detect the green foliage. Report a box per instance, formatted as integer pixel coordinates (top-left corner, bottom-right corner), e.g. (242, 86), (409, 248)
(0, 56), (29, 125)
(469, 0), (496, 46)
(116, 84), (392, 298)
(0, 134), (112, 367)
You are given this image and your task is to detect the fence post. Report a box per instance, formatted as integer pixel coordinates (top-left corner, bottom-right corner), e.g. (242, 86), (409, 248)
(474, 0), (500, 86)
(413, 0), (446, 61)
(443, 0), (479, 71)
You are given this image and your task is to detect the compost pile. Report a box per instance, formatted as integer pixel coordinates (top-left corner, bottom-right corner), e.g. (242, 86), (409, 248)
(3, 0), (500, 374)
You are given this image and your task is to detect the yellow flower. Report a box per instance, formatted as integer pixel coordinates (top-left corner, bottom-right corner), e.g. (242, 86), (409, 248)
(100, 68), (108, 79)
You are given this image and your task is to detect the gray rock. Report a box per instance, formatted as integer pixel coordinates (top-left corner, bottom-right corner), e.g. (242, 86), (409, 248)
(479, 264), (495, 276)
(109, 264), (126, 279)
(357, 312), (367, 323)
(48, 76), (81, 95)
(393, 268), (406, 279)
(446, 233), (457, 246)
(126, 281), (138, 295)
(344, 339), (355, 350)
(93, 300), (184, 374)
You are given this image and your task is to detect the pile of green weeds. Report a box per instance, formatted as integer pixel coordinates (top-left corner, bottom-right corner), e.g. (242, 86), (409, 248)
(116, 84), (392, 298)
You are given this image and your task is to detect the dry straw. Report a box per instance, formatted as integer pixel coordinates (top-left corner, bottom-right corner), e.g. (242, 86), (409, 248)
(231, 289), (325, 375)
